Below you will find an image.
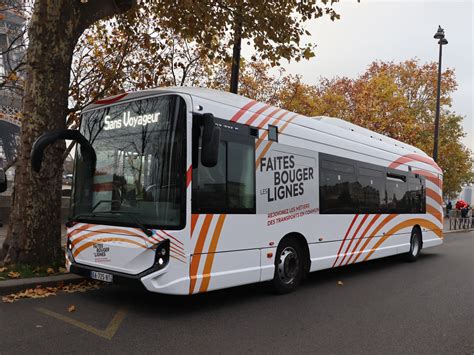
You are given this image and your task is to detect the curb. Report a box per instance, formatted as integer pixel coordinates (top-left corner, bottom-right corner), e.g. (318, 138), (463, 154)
(443, 229), (474, 234)
(0, 273), (84, 295)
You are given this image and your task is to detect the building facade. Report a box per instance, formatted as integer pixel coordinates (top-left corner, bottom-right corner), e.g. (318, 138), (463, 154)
(0, 1), (24, 171)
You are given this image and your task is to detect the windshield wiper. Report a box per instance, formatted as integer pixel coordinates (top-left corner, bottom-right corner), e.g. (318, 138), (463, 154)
(89, 211), (154, 237)
(91, 199), (122, 212)
(68, 204), (153, 237)
(66, 212), (100, 227)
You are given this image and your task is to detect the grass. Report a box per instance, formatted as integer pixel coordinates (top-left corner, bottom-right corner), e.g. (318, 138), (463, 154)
(0, 262), (67, 281)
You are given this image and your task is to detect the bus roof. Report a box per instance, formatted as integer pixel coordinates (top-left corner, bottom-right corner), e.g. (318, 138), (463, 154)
(83, 86), (432, 164)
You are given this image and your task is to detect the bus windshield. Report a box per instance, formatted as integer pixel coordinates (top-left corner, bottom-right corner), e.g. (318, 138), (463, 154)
(71, 95), (186, 229)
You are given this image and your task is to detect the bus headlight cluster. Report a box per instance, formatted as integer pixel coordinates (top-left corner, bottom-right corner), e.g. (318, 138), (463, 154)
(66, 239), (75, 262)
(153, 239), (170, 269)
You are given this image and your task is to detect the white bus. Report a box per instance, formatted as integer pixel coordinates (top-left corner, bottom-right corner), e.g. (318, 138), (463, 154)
(32, 87), (444, 294)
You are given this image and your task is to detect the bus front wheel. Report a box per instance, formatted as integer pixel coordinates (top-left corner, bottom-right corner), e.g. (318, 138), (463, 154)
(406, 228), (422, 262)
(272, 239), (304, 294)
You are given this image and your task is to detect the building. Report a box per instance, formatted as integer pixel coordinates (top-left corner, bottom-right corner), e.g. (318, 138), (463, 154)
(459, 184), (474, 206)
(0, 0), (24, 172)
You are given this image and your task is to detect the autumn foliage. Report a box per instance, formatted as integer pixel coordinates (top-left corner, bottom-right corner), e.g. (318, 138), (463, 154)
(227, 59), (472, 199)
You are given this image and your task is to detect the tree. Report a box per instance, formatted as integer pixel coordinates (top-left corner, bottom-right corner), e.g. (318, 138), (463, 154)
(1, 0), (343, 266)
(1, 0), (137, 266)
(308, 60), (472, 198)
(68, 5), (215, 129)
(153, 0), (341, 94)
(224, 59), (472, 198)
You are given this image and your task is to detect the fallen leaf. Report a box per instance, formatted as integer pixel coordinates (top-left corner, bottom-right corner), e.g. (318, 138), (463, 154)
(337, 281), (344, 286)
(68, 305), (76, 313)
(0, 267), (7, 273)
(58, 267), (67, 274)
(7, 271), (21, 279)
(46, 268), (55, 275)
(2, 280), (101, 303)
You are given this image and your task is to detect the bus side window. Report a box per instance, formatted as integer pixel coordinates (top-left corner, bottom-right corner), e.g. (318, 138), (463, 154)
(319, 158), (358, 214)
(192, 128), (256, 214)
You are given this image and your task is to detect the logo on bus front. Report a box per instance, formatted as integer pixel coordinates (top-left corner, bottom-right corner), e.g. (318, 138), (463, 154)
(93, 243), (110, 262)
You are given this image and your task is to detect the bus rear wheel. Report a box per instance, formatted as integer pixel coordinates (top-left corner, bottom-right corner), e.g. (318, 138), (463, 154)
(406, 228), (422, 262)
(273, 239), (304, 294)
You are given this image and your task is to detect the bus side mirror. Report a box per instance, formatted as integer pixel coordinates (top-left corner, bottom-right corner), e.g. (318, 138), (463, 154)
(0, 168), (7, 193)
(31, 129), (96, 174)
(201, 113), (220, 168)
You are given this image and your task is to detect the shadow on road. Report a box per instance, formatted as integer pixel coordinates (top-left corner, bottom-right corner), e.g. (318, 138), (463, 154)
(79, 250), (442, 319)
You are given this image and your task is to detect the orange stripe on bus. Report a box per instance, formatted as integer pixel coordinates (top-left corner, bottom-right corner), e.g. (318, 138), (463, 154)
(426, 204), (443, 224)
(255, 136), (265, 150)
(158, 229), (185, 246)
(345, 214), (381, 265)
(245, 104), (271, 126)
(412, 170), (441, 189)
(71, 228), (147, 247)
(352, 214), (398, 264)
(150, 233), (186, 258)
(255, 113), (298, 151)
(199, 215), (227, 293)
(338, 214), (369, 266)
(170, 255), (186, 264)
(189, 214), (213, 294)
(257, 108), (282, 128)
(191, 214), (199, 237)
(363, 218), (443, 261)
(259, 111), (292, 141)
(186, 165), (192, 188)
(332, 215), (359, 267)
(389, 154), (442, 173)
(69, 224), (95, 237)
(256, 141), (274, 169)
(230, 101), (258, 122)
(279, 113), (298, 132)
(426, 188), (442, 205)
(73, 237), (146, 258)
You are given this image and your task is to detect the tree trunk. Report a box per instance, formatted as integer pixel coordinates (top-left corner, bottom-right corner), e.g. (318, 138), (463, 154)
(1, 0), (135, 267)
(229, 14), (243, 94)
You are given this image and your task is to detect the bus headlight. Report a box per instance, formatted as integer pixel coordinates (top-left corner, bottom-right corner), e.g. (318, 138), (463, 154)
(152, 239), (170, 269)
(66, 239), (75, 262)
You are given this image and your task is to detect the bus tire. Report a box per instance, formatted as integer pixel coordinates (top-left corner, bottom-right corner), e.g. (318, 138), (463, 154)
(272, 239), (304, 294)
(406, 227), (422, 262)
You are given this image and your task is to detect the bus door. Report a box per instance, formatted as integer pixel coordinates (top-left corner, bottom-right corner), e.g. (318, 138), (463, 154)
(189, 115), (260, 293)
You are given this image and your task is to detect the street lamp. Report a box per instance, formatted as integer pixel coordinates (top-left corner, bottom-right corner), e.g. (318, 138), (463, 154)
(432, 25), (448, 162)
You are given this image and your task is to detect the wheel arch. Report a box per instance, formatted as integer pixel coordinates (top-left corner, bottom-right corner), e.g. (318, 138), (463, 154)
(278, 232), (311, 273)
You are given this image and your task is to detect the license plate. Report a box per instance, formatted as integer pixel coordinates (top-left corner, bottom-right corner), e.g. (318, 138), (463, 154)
(90, 271), (113, 283)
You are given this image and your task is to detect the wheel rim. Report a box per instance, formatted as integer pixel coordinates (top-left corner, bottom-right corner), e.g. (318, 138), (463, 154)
(277, 246), (299, 285)
(411, 235), (420, 256)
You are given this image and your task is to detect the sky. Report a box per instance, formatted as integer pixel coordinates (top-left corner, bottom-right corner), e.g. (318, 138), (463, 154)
(245, 0), (473, 152)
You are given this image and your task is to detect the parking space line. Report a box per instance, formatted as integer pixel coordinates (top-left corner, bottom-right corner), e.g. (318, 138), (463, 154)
(36, 307), (127, 340)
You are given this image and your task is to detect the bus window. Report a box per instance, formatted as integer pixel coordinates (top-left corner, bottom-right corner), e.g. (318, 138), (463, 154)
(319, 158), (358, 214)
(386, 178), (408, 213)
(407, 177), (426, 213)
(228, 142), (255, 210)
(358, 167), (385, 213)
(192, 125), (256, 214)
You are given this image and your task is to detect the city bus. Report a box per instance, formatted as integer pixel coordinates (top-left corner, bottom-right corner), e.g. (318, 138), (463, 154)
(31, 87), (443, 295)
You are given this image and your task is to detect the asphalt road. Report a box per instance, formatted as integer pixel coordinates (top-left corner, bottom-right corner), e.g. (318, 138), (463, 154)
(1, 232), (473, 354)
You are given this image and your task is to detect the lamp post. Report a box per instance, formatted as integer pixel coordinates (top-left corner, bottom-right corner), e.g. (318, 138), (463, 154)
(433, 25), (448, 162)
